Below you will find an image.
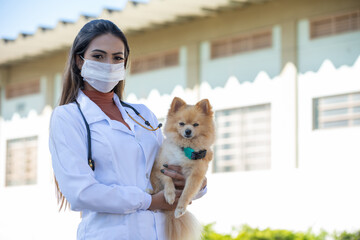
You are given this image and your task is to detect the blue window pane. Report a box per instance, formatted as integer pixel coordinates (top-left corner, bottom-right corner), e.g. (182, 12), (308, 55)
(353, 106), (360, 113)
(223, 166), (233, 172)
(224, 121), (231, 127)
(322, 120), (349, 128)
(221, 132), (232, 138)
(222, 144), (233, 149)
(222, 110), (231, 116)
(223, 155), (233, 160)
(353, 93), (360, 100)
(321, 95), (348, 104)
(321, 108), (348, 116)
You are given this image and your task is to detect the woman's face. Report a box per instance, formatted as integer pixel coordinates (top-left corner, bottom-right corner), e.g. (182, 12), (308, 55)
(83, 33), (125, 64)
(78, 33), (126, 91)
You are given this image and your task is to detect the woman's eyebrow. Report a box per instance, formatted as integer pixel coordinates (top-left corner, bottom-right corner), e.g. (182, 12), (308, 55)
(112, 51), (124, 55)
(91, 49), (107, 54)
(91, 49), (124, 55)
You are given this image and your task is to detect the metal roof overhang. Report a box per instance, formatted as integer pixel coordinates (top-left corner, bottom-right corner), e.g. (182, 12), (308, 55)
(0, 0), (269, 66)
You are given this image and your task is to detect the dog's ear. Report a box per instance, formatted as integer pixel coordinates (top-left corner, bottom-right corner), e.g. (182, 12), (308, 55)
(196, 99), (213, 116)
(169, 97), (186, 113)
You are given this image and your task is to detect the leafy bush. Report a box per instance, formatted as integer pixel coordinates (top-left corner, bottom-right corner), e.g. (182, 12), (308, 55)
(333, 230), (360, 240)
(201, 224), (356, 240)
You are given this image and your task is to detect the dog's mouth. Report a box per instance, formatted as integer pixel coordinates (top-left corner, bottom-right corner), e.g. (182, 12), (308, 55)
(182, 128), (194, 139)
(183, 134), (193, 139)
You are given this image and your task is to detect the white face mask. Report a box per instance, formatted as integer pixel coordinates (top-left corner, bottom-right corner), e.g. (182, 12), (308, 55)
(80, 56), (125, 93)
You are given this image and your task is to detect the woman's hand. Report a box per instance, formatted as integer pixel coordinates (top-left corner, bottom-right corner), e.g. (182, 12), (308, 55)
(148, 190), (182, 211)
(161, 165), (186, 190)
(148, 164), (206, 212)
(161, 164), (207, 190)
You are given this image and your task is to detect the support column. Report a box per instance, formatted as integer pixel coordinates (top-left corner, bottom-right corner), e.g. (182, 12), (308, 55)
(281, 20), (298, 68)
(45, 74), (54, 108)
(186, 43), (201, 99)
(0, 67), (9, 117)
(281, 20), (299, 168)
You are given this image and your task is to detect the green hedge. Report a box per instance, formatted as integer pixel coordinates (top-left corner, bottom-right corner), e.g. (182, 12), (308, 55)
(202, 224), (360, 240)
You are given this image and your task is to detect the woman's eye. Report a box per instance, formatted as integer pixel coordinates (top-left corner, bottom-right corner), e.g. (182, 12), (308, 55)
(92, 55), (103, 59)
(114, 56), (124, 61)
(179, 122), (185, 126)
(193, 123), (199, 127)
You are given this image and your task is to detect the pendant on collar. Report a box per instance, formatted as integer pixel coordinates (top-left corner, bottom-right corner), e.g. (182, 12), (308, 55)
(182, 147), (207, 160)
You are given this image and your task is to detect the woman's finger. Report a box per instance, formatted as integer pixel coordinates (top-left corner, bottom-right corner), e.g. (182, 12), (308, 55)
(164, 164), (182, 173)
(174, 184), (185, 190)
(175, 189), (182, 198)
(161, 169), (185, 181)
(201, 177), (207, 189)
(173, 180), (185, 188)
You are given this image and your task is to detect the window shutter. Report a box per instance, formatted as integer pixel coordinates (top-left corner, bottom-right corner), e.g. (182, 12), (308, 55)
(310, 10), (360, 39)
(131, 50), (179, 74)
(211, 30), (272, 59)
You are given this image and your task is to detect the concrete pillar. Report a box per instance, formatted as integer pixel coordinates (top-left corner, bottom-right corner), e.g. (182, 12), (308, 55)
(0, 67), (9, 117)
(186, 42), (200, 99)
(45, 74), (54, 108)
(281, 20), (298, 68)
(281, 20), (299, 168)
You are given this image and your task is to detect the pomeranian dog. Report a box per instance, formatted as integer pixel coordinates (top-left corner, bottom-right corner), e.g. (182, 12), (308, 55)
(150, 97), (215, 240)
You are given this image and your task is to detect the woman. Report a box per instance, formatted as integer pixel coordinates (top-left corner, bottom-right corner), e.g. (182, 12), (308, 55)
(49, 19), (207, 240)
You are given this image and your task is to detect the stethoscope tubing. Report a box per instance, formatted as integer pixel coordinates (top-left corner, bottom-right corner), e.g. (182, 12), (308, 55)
(74, 99), (161, 171)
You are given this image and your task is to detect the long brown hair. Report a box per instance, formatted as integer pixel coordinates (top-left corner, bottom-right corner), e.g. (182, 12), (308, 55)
(55, 19), (131, 211)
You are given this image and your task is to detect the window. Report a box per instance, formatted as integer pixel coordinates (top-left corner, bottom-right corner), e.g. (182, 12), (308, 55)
(314, 92), (360, 129)
(211, 30), (272, 59)
(130, 50), (179, 74)
(6, 80), (40, 99)
(214, 104), (271, 173)
(310, 10), (360, 39)
(6, 136), (38, 186)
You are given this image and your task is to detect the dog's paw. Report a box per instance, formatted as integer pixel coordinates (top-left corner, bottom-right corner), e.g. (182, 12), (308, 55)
(174, 206), (186, 218)
(164, 190), (176, 205)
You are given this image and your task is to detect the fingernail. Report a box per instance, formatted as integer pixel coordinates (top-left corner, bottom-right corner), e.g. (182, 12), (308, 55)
(163, 164), (168, 168)
(160, 169), (165, 174)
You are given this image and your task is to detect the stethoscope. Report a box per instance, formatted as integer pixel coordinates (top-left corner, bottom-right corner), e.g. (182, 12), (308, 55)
(74, 100), (162, 171)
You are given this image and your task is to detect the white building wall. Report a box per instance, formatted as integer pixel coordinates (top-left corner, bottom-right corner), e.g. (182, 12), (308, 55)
(1, 76), (47, 120)
(298, 58), (360, 170)
(200, 25), (282, 88)
(0, 106), (80, 240)
(126, 46), (187, 98)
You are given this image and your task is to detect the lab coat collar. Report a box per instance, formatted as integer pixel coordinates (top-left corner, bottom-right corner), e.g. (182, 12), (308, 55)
(76, 90), (135, 134)
(112, 93), (136, 132)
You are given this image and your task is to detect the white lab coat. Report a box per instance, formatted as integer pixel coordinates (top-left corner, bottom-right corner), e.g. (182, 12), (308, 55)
(49, 90), (206, 240)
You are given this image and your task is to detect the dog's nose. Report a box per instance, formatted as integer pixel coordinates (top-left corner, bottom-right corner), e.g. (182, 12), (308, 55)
(185, 129), (192, 136)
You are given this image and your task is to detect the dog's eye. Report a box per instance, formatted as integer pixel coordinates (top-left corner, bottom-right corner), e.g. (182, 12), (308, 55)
(193, 123), (199, 127)
(179, 122), (185, 126)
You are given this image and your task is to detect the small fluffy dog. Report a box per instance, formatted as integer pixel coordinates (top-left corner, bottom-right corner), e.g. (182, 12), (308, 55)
(150, 97), (215, 240)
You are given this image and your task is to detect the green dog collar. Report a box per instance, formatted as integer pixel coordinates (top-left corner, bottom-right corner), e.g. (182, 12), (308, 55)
(182, 147), (207, 160)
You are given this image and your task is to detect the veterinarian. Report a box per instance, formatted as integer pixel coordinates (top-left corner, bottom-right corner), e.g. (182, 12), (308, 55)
(49, 19), (207, 240)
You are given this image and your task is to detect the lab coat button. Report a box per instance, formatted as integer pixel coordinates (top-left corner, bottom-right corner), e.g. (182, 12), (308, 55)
(146, 173), (149, 179)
